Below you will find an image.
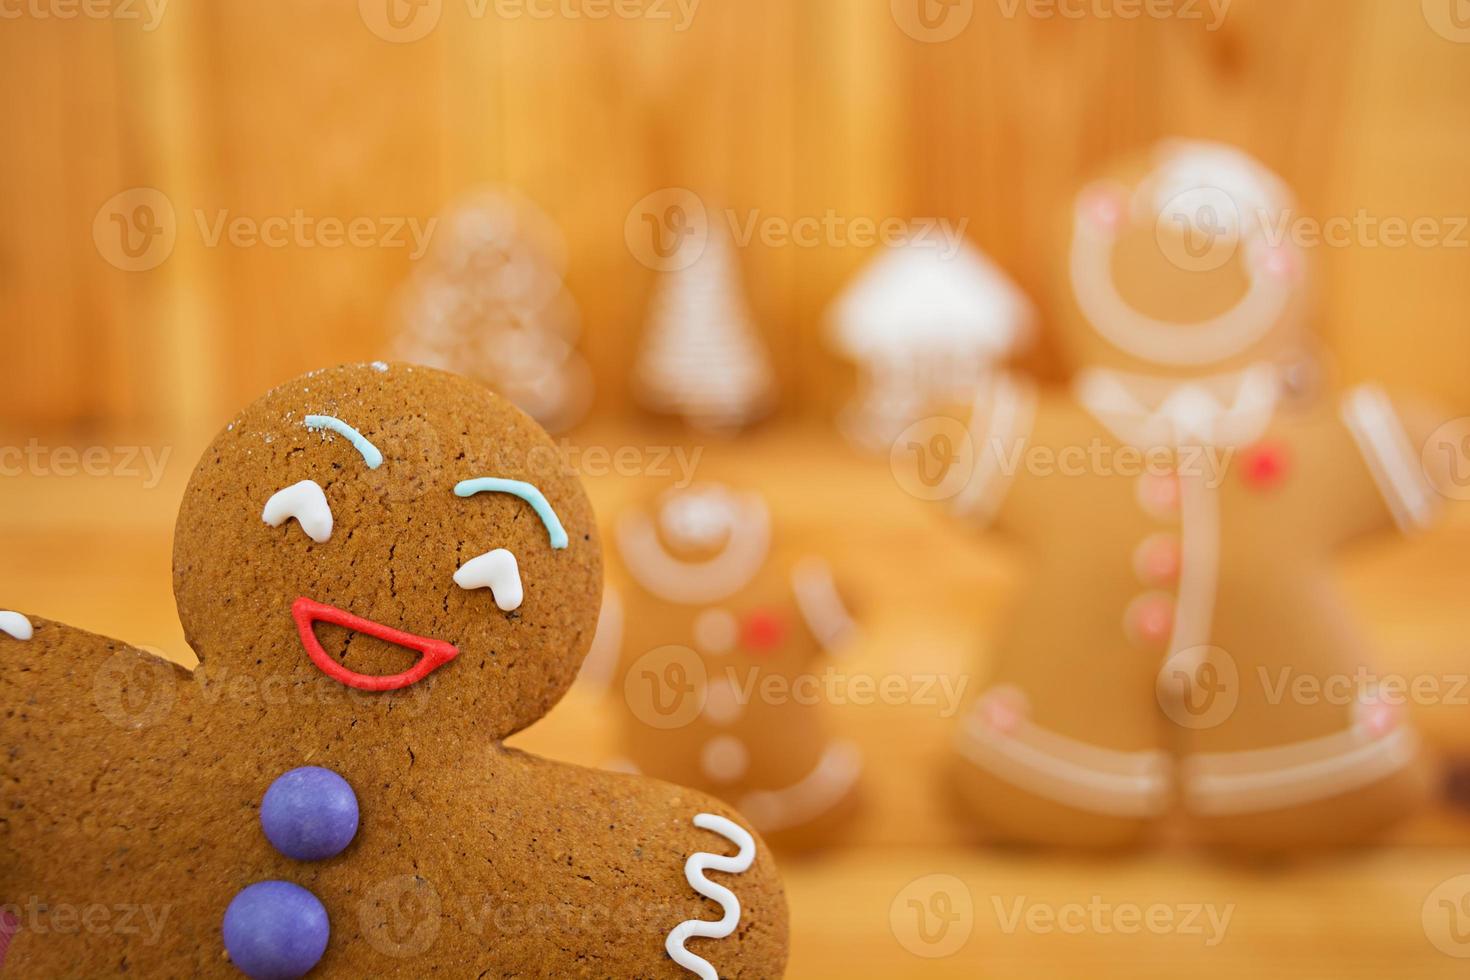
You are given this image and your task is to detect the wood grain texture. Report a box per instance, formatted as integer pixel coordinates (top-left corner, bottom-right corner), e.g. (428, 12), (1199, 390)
(1, 0), (1468, 426)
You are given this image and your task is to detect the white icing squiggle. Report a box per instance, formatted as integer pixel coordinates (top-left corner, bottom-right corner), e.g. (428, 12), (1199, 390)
(666, 813), (756, 980)
(0, 611), (33, 641)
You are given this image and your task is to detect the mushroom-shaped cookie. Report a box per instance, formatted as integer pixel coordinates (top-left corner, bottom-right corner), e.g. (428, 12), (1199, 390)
(0, 363), (788, 977)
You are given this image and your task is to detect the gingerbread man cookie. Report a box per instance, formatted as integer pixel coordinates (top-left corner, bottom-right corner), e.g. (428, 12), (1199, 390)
(933, 142), (1437, 852)
(1, 363), (788, 976)
(609, 481), (863, 851)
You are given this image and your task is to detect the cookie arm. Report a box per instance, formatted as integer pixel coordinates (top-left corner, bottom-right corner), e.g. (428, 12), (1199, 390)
(948, 371), (1039, 534)
(1337, 384), (1439, 536)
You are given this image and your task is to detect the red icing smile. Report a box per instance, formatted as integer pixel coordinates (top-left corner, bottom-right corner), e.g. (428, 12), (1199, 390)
(291, 597), (459, 691)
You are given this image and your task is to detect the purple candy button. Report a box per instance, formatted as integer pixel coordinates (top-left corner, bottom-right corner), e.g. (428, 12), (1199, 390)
(222, 880), (328, 980)
(261, 766), (359, 862)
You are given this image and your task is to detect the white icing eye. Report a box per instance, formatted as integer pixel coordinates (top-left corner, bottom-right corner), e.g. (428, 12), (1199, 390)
(262, 480), (334, 543)
(454, 549), (523, 612)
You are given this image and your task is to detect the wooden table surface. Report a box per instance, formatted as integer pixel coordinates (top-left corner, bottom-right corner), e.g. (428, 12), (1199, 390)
(3, 421), (1468, 978)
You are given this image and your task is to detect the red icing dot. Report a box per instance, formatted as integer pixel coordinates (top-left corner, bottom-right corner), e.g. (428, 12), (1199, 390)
(742, 609), (787, 654)
(1240, 442), (1291, 491)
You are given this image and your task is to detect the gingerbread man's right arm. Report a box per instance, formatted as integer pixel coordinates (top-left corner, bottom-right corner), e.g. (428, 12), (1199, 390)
(0, 616), (206, 975)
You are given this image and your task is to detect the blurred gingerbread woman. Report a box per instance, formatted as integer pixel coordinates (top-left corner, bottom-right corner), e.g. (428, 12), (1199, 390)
(941, 141), (1439, 852)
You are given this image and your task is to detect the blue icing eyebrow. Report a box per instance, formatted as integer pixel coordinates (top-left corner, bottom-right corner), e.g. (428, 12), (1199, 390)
(455, 478), (569, 550)
(303, 415), (383, 469)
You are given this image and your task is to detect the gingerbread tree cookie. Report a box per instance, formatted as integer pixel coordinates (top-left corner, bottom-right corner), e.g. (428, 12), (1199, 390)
(923, 142), (1438, 852)
(632, 223), (775, 432)
(1, 364), (788, 977)
(394, 190), (592, 433)
(608, 481), (862, 851)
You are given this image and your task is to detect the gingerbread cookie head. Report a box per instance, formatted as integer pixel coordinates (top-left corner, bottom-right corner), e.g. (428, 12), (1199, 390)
(173, 362), (601, 741)
(1060, 139), (1312, 379)
(616, 482), (775, 612)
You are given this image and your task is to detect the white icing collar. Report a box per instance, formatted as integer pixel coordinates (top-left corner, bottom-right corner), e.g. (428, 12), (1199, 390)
(1074, 364), (1281, 448)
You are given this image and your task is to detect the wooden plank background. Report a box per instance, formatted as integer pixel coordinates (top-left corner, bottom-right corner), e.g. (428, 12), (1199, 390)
(1, 0), (1468, 439)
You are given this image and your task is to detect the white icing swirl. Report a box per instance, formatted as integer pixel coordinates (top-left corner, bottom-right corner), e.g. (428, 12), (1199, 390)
(665, 813), (756, 979)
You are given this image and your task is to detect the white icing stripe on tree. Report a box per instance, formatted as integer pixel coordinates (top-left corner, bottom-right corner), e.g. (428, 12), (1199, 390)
(633, 222), (774, 432)
(665, 813), (756, 980)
